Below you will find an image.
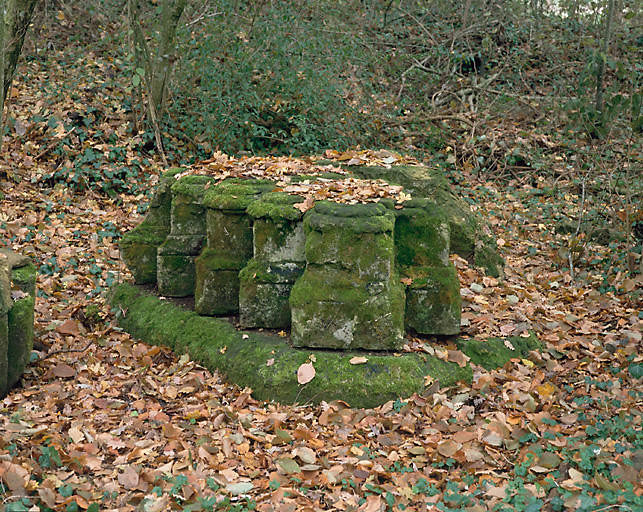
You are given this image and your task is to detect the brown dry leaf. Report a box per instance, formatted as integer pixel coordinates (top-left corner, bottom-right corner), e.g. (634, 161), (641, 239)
(437, 439), (462, 457)
(0, 461), (29, 493)
(535, 382), (557, 400)
(297, 362), (315, 384)
(56, 318), (80, 335)
(68, 426), (85, 444)
(293, 446), (316, 464)
(358, 494), (383, 512)
(37, 487), (57, 508)
(447, 349), (471, 367)
(117, 465), (139, 490)
(349, 356), (368, 365)
(52, 363), (76, 378)
(293, 194), (315, 213)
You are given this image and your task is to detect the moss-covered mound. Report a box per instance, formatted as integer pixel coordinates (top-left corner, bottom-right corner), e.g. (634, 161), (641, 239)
(109, 283), (540, 408)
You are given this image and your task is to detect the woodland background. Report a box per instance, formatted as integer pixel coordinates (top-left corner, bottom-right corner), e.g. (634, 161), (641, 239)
(0, 1), (641, 511)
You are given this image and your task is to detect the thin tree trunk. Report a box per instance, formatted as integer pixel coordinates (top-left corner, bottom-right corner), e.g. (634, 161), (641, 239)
(3, 0), (38, 101)
(595, 0), (615, 113)
(150, 0), (187, 114)
(1, 0), (6, 152)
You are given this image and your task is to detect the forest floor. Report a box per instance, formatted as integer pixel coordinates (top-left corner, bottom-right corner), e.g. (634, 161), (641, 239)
(0, 35), (641, 512)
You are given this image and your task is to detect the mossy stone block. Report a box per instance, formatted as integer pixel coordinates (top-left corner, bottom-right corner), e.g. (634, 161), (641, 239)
(120, 225), (167, 284)
(169, 193), (207, 236)
(351, 165), (503, 276)
(239, 260), (304, 328)
(404, 265), (461, 335)
(238, 193), (306, 328)
(394, 200), (450, 268)
(157, 254), (196, 297)
(206, 210), (253, 255)
(203, 178), (275, 211)
(7, 295), (34, 389)
(292, 202), (404, 349)
(0, 256), (37, 395)
(119, 169), (182, 284)
(194, 179), (274, 314)
(290, 265), (405, 350)
(194, 249), (244, 315)
(248, 192), (305, 263)
(0, 312), (7, 396)
(304, 202), (396, 279)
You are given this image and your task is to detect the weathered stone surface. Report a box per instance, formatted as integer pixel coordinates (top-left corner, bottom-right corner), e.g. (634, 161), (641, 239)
(120, 168), (182, 284)
(158, 175), (215, 296)
(0, 251), (36, 396)
(290, 202), (405, 350)
(195, 179), (274, 315)
(240, 193), (305, 328)
(404, 265), (461, 335)
(351, 165), (503, 277)
(393, 199), (461, 334)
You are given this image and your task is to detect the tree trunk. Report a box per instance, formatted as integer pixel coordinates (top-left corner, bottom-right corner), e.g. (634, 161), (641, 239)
(595, 0), (615, 114)
(0, 0), (38, 151)
(3, 0), (39, 101)
(128, 0), (187, 116)
(150, 0), (187, 114)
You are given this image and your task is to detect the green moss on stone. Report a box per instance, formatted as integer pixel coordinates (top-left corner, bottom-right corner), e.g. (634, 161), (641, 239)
(247, 192), (304, 223)
(0, 312), (7, 395)
(351, 165), (503, 276)
(11, 263), (36, 297)
(457, 333), (541, 370)
(7, 295), (34, 389)
(109, 282), (473, 408)
(194, 248), (243, 315)
(205, 210), (253, 256)
(394, 203), (450, 268)
(203, 179), (275, 211)
(170, 174), (217, 200)
(239, 260), (304, 328)
(306, 201), (394, 233)
(120, 225), (167, 284)
(119, 170), (181, 285)
(403, 265), (461, 335)
(239, 279), (293, 328)
(157, 254), (196, 297)
(290, 266), (405, 350)
(304, 205), (396, 278)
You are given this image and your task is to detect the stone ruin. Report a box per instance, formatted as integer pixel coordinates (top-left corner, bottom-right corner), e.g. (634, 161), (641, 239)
(121, 165), (501, 351)
(0, 249), (36, 397)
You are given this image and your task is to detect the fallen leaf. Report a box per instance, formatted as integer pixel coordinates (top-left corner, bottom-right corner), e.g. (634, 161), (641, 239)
(117, 465), (139, 490)
(437, 439), (462, 457)
(226, 482), (254, 495)
(1, 461), (29, 493)
(447, 350), (470, 367)
(359, 495), (383, 512)
(293, 446), (316, 464)
(52, 363), (76, 378)
(276, 457), (301, 474)
(349, 356), (368, 365)
(56, 318), (80, 335)
(297, 362), (315, 384)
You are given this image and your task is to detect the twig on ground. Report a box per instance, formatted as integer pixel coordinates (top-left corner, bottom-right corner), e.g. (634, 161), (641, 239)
(39, 339), (94, 361)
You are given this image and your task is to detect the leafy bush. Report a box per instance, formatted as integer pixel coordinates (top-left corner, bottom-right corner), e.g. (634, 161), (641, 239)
(171, 0), (374, 155)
